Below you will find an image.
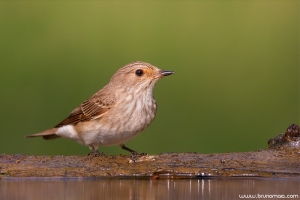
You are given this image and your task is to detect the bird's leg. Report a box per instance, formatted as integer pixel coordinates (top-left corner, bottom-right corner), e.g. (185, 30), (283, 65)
(120, 144), (139, 155)
(88, 145), (105, 157)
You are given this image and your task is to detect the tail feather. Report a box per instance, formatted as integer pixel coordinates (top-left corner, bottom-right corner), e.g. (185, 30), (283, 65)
(26, 128), (60, 140)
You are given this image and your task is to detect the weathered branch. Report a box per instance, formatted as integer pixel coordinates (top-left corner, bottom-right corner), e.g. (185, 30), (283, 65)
(0, 150), (299, 178)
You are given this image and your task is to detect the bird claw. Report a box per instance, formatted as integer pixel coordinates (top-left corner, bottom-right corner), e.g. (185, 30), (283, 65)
(131, 151), (138, 155)
(94, 152), (105, 157)
(130, 152), (147, 156)
(87, 151), (105, 157)
(138, 152), (147, 156)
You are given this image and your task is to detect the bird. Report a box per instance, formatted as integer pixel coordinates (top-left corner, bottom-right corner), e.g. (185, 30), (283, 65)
(26, 61), (174, 155)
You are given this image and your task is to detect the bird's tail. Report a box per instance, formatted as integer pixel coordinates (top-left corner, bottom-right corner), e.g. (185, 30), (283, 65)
(25, 128), (60, 140)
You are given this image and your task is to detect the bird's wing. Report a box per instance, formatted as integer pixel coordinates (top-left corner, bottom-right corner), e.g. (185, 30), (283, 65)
(55, 91), (115, 127)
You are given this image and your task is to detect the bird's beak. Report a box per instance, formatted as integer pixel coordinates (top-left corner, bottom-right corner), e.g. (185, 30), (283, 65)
(160, 70), (174, 76)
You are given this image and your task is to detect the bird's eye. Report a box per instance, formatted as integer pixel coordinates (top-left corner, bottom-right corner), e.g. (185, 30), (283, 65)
(135, 69), (144, 76)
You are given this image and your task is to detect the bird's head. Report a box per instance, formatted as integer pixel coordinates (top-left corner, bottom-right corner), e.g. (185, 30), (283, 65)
(109, 61), (174, 91)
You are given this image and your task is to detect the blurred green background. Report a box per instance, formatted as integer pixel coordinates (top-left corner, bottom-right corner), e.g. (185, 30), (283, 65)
(0, 1), (298, 156)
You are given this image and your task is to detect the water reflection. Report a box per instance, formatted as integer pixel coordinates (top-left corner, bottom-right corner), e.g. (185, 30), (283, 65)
(1, 178), (299, 200)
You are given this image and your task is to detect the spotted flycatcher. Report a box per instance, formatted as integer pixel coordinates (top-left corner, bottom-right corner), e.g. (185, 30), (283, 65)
(26, 61), (174, 155)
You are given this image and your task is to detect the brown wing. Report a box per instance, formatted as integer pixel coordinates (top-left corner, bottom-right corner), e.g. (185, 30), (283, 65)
(55, 91), (115, 128)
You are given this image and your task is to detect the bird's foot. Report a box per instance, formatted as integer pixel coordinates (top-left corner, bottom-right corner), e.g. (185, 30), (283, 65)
(94, 151), (105, 157)
(87, 149), (105, 157)
(120, 144), (146, 156)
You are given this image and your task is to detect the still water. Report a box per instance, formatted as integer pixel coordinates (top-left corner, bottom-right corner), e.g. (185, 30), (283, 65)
(1, 177), (299, 200)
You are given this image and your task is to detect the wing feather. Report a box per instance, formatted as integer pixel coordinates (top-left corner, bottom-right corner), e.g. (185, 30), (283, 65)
(55, 91), (115, 127)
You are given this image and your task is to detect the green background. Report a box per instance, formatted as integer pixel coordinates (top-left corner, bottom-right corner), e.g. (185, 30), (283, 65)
(0, 1), (298, 156)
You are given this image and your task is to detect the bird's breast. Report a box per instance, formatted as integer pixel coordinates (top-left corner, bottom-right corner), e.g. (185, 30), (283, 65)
(76, 91), (157, 146)
(116, 93), (157, 132)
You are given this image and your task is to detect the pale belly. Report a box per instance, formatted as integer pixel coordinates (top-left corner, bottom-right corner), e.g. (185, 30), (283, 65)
(56, 104), (156, 147)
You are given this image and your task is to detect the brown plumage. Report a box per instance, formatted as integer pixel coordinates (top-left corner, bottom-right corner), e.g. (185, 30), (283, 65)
(26, 61), (174, 155)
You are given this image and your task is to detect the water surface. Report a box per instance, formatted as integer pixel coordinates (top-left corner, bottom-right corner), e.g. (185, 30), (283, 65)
(1, 177), (299, 200)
